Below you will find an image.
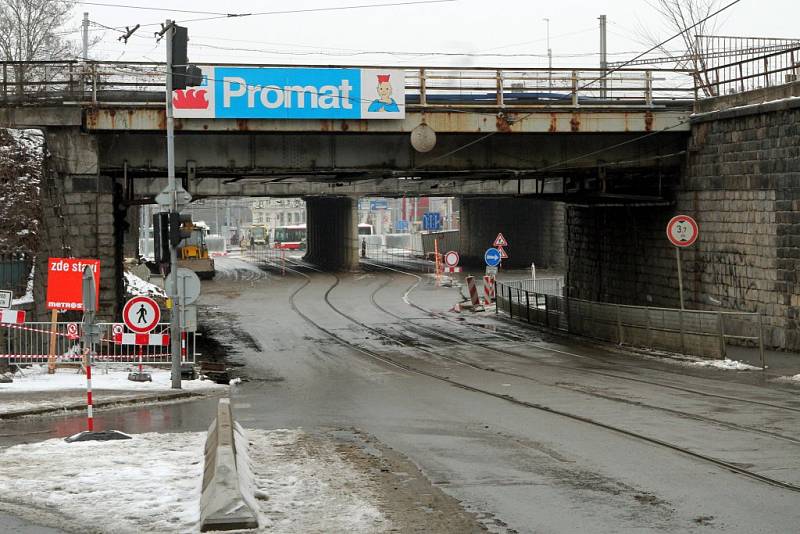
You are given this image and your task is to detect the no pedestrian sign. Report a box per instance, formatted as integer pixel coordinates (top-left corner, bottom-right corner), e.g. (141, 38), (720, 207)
(666, 215), (699, 247)
(122, 296), (161, 334)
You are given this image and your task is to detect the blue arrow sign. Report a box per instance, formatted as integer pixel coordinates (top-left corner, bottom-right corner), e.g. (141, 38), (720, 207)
(484, 248), (502, 267)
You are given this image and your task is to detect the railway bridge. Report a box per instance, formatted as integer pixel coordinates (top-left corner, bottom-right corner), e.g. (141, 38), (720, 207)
(2, 59), (800, 351)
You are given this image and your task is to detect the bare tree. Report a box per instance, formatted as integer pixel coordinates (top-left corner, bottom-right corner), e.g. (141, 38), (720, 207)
(638, 0), (720, 96)
(0, 0), (76, 94)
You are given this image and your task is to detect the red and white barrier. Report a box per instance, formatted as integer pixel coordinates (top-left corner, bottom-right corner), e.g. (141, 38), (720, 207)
(483, 275), (496, 304)
(181, 331), (187, 361)
(465, 276), (480, 306)
(0, 310), (25, 324)
(114, 333), (170, 346)
(444, 266), (462, 273)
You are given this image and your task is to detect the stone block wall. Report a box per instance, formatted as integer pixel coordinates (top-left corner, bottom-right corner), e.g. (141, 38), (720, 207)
(34, 128), (120, 321)
(566, 99), (800, 350)
(460, 198), (566, 270)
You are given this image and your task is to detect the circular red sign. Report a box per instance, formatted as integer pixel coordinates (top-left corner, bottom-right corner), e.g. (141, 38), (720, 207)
(666, 215), (699, 247)
(444, 250), (460, 267)
(122, 296), (161, 333)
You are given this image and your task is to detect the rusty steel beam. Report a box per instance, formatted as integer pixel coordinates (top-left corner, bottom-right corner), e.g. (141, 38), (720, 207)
(84, 108), (690, 134)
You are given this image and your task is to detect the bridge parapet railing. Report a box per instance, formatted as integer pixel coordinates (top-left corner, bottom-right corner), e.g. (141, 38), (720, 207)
(1, 60), (695, 109)
(495, 281), (765, 364)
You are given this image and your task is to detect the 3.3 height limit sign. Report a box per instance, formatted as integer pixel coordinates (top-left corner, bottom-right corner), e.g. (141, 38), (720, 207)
(667, 215), (699, 310)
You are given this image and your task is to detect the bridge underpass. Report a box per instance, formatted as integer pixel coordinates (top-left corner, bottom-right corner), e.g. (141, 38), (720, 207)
(13, 61), (800, 352)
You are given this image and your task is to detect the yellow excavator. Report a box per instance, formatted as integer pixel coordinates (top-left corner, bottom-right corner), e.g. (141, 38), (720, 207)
(177, 221), (215, 279)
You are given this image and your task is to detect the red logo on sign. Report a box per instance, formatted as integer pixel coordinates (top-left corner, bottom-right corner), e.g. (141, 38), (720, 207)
(173, 88), (209, 109)
(46, 258), (101, 311)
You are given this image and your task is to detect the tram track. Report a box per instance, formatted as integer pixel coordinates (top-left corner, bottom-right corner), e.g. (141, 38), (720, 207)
(362, 260), (800, 415)
(261, 260), (800, 493)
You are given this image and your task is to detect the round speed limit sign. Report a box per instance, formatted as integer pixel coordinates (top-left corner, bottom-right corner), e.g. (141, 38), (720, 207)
(666, 215), (699, 247)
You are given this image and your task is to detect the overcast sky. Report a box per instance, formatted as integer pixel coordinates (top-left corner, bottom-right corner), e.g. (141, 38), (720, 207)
(68, 0), (798, 68)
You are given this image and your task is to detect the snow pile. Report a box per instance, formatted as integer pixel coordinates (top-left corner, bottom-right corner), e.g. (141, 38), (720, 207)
(0, 429), (389, 533)
(1, 365), (225, 393)
(688, 358), (761, 371)
(773, 374), (800, 385)
(124, 270), (166, 298)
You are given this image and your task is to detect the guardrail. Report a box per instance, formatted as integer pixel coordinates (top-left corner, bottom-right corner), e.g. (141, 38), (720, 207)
(0, 60), (695, 108)
(1, 321), (197, 366)
(496, 281), (765, 365)
(499, 277), (563, 297)
(697, 42), (800, 96)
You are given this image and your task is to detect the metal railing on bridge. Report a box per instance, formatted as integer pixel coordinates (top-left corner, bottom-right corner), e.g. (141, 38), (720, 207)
(496, 280), (765, 365)
(1, 60), (695, 109)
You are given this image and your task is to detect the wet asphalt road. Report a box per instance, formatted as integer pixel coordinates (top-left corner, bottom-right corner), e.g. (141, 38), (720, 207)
(2, 257), (799, 533)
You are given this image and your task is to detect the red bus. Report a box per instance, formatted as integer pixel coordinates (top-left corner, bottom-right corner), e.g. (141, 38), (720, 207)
(273, 223), (374, 250)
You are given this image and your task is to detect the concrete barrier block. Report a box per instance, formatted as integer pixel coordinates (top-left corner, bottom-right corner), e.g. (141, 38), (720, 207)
(200, 399), (259, 532)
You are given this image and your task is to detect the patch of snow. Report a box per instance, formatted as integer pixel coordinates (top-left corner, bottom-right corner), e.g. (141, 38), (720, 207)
(0, 428), (389, 533)
(11, 264), (34, 306)
(1, 365), (226, 394)
(124, 270), (166, 298)
(773, 373), (800, 385)
(229, 377), (242, 385)
(687, 358), (761, 371)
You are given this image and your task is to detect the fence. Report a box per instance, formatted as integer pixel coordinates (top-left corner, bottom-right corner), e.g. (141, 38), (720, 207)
(1, 60), (695, 108)
(695, 36), (800, 96)
(496, 281), (764, 364)
(499, 277), (563, 297)
(1, 322), (197, 367)
(421, 231), (460, 257)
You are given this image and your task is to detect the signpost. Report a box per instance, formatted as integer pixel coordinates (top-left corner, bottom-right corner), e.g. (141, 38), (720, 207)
(0, 290), (11, 309)
(46, 257), (100, 374)
(666, 215), (699, 310)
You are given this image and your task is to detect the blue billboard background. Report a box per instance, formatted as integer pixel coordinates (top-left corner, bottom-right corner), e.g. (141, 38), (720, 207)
(214, 67), (362, 119)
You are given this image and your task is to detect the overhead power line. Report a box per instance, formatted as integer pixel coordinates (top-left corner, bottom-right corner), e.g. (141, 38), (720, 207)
(416, 0), (744, 170)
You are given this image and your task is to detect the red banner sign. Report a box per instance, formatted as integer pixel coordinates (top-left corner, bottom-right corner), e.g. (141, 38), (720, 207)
(46, 258), (101, 311)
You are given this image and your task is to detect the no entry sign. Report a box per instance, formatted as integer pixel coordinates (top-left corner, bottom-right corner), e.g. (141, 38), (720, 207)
(122, 296), (161, 334)
(443, 251), (460, 267)
(666, 215), (699, 247)
(46, 258), (100, 311)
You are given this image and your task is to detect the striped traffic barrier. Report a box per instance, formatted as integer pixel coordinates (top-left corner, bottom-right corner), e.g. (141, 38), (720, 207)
(0, 310), (25, 324)
(465, 276), (480, 306)
(85, 351), (94, 431)
(483, 275), (496, 304)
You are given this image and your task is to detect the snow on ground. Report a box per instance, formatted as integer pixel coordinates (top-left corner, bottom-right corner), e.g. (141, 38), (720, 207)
(0, 429), (388, 533)
(124, 270), (166, 298)
(686, 358), (761, 371)
(1, 365), (225, 394)
(773, 373), (800, 385)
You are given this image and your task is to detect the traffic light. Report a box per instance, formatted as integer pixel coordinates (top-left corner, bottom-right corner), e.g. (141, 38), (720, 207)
(169, 212), (193, 247)
(153, 212), (171, 264)
(170, 25), (203, 90)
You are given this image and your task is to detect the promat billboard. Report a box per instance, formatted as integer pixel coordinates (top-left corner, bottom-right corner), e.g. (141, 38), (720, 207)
(173, 67), (405, 120)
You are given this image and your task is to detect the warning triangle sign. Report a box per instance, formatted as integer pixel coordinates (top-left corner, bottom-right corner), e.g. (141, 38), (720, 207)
(497, 246), (508, 259)
(493, 233), (508, 247)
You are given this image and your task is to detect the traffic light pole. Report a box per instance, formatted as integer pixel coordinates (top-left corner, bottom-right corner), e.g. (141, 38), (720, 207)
(165, 20), (182, 390)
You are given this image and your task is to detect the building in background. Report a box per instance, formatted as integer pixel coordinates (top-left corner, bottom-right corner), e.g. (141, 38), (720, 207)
(250, 198), (306, 231)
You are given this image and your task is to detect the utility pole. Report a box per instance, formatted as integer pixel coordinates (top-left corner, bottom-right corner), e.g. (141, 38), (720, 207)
(82, 12), (89, 60)
(164, 20), (181, 390)
(543, 18), (552, 89)
(599, 14), (608, 99)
